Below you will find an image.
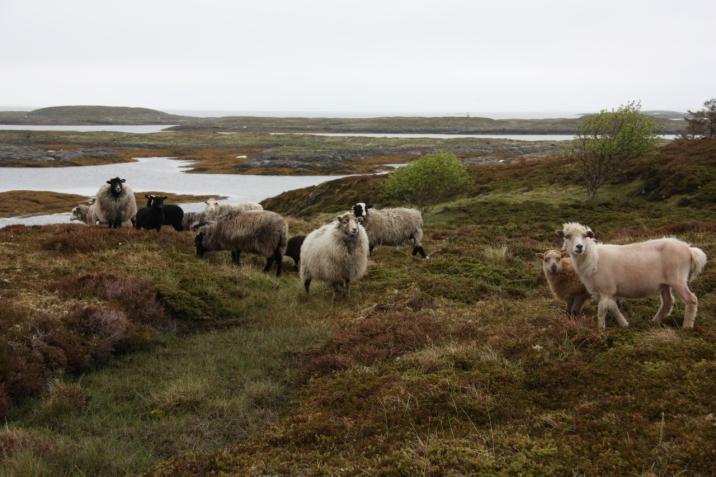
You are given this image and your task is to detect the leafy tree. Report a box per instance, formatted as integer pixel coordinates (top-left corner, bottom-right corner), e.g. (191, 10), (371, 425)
(384, 152), (471, 207)
(684, 98), (716, 138)
(574, 101), (657, 200)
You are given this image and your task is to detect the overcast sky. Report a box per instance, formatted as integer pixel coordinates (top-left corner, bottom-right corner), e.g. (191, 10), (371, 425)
(1, 0), (714, 115)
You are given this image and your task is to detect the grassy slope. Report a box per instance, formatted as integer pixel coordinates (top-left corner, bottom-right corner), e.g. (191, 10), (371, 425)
(0, 106), (187, 125)
(1, 139), (714, 476)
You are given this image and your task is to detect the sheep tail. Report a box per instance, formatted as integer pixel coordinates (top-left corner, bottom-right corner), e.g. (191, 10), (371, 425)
(689, 246), (708, 282)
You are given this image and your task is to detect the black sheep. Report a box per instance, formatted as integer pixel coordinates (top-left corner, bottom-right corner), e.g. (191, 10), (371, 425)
(145, 195), (185, 231)
(285, 235), (305, 270)
(135, 195), (166, 232)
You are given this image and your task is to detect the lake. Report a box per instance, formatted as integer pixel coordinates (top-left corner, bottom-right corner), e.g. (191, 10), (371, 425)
(0, 124), (174, 133)
(0, 157), (341, 228)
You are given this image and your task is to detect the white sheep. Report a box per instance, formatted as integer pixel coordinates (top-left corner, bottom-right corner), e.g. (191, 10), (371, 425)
(536, 249), (591, 317)
(194, 210), (288, 276)
(352, 202), (426, 258)
(94, 177), (137, 228)
(204, 199), (263, 220)
(560, 222), (708, 329)
(300, 214), (369, 300)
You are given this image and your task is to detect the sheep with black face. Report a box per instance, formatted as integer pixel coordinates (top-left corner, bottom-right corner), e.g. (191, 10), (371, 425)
(194, 210), (288, 276)
(135, 195), (167, 232)
(94, 177), (137, 228)
(145, 194), (185, 231)
(353, 202), (426, 258)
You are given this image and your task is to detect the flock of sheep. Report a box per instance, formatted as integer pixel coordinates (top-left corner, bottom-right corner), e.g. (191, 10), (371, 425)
(70, 177), (428, 300)
(71, 176), (709, 328)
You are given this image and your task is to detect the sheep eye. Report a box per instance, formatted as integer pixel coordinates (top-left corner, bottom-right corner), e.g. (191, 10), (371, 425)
(565, 234), (571, 240)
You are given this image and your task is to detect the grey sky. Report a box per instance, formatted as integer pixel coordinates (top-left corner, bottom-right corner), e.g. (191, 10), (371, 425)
(1, 0), (714, 114)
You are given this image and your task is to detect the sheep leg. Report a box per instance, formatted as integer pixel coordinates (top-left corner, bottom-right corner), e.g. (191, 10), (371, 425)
(263, 256), (274, 272)
(231, 250), (241, 265)
(344, 279), (351, 298)
(652, 285), (674, 323)
(369, 243), (375, 256)
(565, 297), (575, 317)
(674, 283), (698, 329)
(608, 299), (629, 327)
(412, 245), (427, 258)
(597, 297), (609, 329)
(571, 294), (588, 317)
(273, 249), (283, 277)
(303, 278), (311, 294)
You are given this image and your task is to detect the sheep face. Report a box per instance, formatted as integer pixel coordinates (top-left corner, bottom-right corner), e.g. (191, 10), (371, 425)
(204, 199), (220, 211)
(558, 222), (594, 256)
(336, 214), (360, 242)
(151, 196), (167, 208)
(194, 231), (207, 257)
(145, 194), (155, 207)
(537, 249), (569, 274)
(70, 206), (83, 221)
(352, 202), (373, 219)
(106, 177), (126, 197)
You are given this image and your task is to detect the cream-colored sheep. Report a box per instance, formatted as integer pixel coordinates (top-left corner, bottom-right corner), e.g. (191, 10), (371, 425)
(300, 214), (369, 300)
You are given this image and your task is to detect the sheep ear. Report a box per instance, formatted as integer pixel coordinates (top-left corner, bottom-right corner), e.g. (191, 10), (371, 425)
(586, 230), (594, 239)
(161, 196), (168, 200)
(106, 180), (111, 184)
(336, 215), (343, 222)
(145, 194), (151, 199)
(121, 179), (126, 183)
(536, 253), (544, 259)
(555, 229), (564, 238)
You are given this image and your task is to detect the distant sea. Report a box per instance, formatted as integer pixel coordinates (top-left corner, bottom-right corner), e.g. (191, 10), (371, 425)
(166, 110), (586, 119)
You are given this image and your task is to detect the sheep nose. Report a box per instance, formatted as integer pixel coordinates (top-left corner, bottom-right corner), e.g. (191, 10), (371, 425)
(551, 265), (557, 273)
(575, 244), (583, 252)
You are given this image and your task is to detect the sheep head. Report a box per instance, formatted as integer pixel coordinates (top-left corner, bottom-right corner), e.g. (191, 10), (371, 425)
(106, 177), (126, 196)
(353, 202), (373, 219)
(560, 222), (595, 256)
(336, 214), (360, 241)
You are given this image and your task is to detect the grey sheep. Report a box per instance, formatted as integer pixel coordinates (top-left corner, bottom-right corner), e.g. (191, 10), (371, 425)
(353, 202), (427, 258)
(194, 210), (288, 276)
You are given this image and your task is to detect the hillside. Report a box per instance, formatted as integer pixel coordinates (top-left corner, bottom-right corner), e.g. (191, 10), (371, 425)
(172, 113), (686, 134)
(0, 106), (188, 125)
(0, 139), (714, 475)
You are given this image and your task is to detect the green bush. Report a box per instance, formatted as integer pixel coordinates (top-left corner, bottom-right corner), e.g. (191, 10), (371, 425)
(384, 152), (471, 207)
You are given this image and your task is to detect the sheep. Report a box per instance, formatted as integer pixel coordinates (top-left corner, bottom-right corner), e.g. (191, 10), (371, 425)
(70, 199), (100, 225)
(353, 202), (426, 258)
(560, 222), (708, 329)
(204, 199), (263, 220)
(95, 177), (137, 228)
(300, 214), (369, 300)
(536, 249), (591, 317)
(194, 210), (288, 276)
(181, 211), (207, 231)
(145, 195), (184, 231)
(285, 235), (305, 270)
(135, 195), (166, 232)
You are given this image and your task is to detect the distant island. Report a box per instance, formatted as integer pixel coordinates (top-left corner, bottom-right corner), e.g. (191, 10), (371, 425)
(0, 105), (686, 134)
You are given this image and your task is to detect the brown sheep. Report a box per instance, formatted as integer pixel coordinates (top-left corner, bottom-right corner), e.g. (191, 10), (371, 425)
(536, 249), (591, 317)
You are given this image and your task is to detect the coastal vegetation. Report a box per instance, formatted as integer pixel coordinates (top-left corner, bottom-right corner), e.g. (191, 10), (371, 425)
(0, 137), (714, 475)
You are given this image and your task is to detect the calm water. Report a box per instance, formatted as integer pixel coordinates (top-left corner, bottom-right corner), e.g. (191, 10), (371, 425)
(0, 157), (340, 228)
(0, 124), (174, 133)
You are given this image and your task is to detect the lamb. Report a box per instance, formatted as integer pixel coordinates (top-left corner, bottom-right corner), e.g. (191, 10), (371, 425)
(300, 214), (369, 300)
(285, 235), (305, 270)
(194, 210), (288, 276)
(70, 200), (101, 225)
(560, 222), (708, 329)
(204, 199), (263, 220)
(536, 249), (591, 317)
(145, 195), (184, 231)
(353, 202), (427, 258)
(135, 195), (167, 232)
(94, 177), (137, 228)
